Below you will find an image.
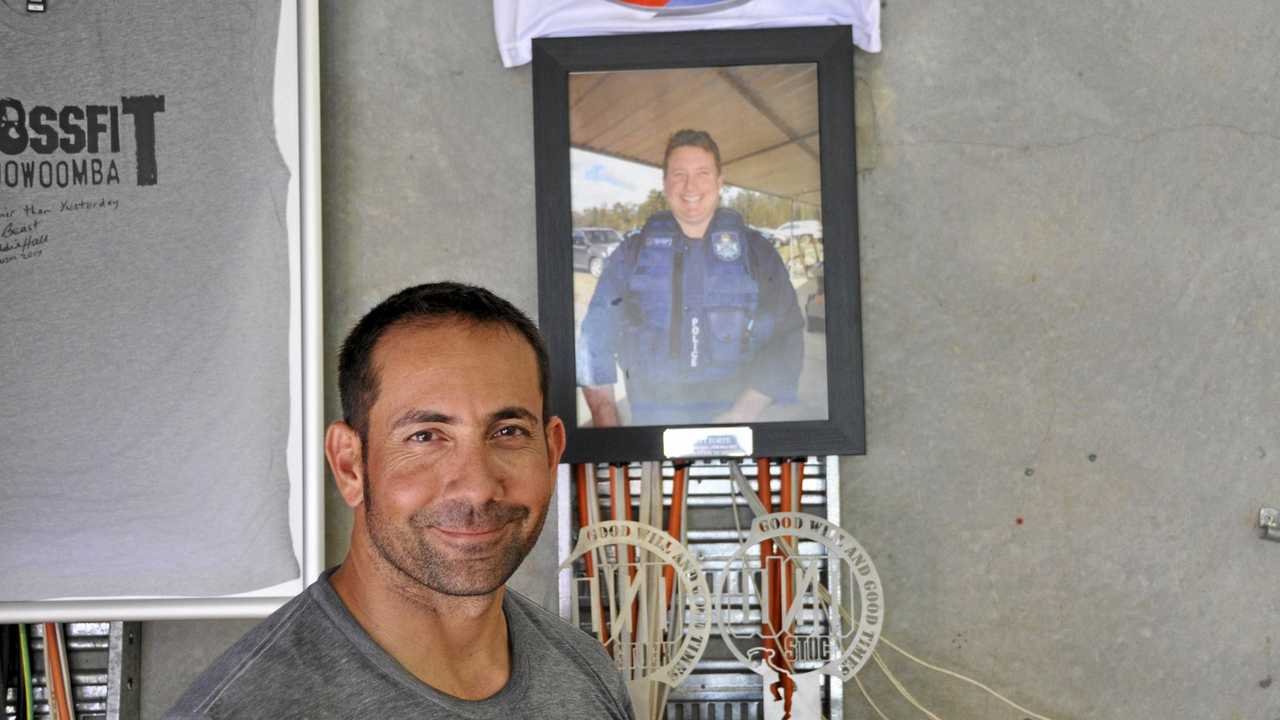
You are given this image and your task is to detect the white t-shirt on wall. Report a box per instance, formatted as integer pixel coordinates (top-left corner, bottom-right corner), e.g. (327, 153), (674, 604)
(493, 0), (881, 67)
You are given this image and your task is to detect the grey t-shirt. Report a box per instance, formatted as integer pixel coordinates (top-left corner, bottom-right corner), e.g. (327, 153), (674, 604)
(165, 571), (635, 719)
(0, 0), (296, 599)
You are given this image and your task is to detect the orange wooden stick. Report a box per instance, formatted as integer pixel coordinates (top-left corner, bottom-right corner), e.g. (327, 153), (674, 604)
(779, 461), (794, 676)
(663, 463), (688, 605)
(786, 460), (806, 707)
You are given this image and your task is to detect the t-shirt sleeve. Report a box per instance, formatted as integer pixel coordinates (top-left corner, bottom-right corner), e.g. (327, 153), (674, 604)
(615, 668), (638, 719)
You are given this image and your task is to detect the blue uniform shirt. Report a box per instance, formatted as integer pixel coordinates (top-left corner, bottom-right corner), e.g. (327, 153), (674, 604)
(578, 208), (803, 425)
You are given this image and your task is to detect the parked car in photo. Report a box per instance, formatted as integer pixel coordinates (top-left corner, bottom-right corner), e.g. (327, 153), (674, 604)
(750, 225), (783, 246)
(572, 227), (624, 277)
(774, 219), (824, 271)
(772, 219), (823, 244)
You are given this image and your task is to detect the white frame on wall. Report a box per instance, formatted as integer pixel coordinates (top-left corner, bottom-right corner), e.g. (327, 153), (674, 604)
(0, 0), (325, 623)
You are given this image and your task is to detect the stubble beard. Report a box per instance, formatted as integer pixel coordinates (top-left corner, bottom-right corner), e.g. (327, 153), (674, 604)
(365, 496), (548, 598)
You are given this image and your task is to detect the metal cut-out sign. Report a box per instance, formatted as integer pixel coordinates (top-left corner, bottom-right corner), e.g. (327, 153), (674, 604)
(565, 513), (883, 691)
(561, 456), (884, 720)
(714, 513), (883, 682)
(561, 520), (714, 686)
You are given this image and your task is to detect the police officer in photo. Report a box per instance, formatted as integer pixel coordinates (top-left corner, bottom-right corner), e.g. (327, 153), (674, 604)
(578, 129), (804, 427)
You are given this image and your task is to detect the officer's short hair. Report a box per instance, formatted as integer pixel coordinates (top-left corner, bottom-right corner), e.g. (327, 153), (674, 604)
(663, 129), (722, 176)
(337, 282), (551, 442)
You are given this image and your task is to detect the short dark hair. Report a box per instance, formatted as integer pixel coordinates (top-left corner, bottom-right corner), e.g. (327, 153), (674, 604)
(663, 129), (722, 176)
(337, 282), (551, 441)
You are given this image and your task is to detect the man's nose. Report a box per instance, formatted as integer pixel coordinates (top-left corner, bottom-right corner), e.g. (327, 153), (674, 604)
(441, 439), (505, 504)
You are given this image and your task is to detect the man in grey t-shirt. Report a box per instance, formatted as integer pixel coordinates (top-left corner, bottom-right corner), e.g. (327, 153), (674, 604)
(167, 283), (634, 719)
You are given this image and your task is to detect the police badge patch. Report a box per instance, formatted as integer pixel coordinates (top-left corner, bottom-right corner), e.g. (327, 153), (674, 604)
(712, 231), (742, 261)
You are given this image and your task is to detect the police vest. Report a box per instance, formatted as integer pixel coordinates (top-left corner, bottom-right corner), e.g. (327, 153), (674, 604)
(618, 210), (763, 384)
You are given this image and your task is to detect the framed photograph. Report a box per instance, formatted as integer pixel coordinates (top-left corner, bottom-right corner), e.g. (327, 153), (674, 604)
(533, 26), (865, 463)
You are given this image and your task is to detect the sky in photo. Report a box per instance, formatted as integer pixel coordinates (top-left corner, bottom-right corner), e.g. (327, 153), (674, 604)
(570, 148), (665, 212)
(570, 147), (774, 214)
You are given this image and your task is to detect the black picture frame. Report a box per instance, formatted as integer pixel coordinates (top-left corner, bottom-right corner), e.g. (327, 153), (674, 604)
(533, 26), (864, 463)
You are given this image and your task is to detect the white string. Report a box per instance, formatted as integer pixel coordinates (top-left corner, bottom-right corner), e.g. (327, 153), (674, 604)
(877, 636), (1060, 720)
(873, 651), (943, 720)
(854, 672), (893, 720)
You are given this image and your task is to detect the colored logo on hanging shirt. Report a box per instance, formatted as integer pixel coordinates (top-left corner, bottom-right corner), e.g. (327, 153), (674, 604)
(609, 0), (752, 15)
(0, 95), (166, 190)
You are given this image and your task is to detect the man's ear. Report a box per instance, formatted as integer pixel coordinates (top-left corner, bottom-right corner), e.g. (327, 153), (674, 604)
(325, 421), (366, 509)
(545, 415), (567, 471)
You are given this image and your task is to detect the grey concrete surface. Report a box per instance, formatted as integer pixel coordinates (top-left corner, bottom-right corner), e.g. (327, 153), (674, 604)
(141, 0), (1280, 717)
(841, 2), (1279, 718)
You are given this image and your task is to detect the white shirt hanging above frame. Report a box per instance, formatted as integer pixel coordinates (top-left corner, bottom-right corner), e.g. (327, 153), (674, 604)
(492, 0), (881, 68)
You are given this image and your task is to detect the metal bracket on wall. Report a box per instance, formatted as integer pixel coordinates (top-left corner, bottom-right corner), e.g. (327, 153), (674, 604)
(1261, 507), (1280, 542)
(107, 622), (141, 720)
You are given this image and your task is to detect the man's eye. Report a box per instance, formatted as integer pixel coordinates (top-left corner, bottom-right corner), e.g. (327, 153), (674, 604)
(408, 430), (435, 443)
(494, 425), (531, 439)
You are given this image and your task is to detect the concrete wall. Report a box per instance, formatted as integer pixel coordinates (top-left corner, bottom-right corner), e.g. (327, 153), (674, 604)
(843, 2), (1279, 717)
(141, 1), (1280, 717)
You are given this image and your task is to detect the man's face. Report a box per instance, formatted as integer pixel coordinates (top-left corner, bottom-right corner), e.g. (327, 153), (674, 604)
(356, 320), (563, 597)
(663, 145), (723, 235)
